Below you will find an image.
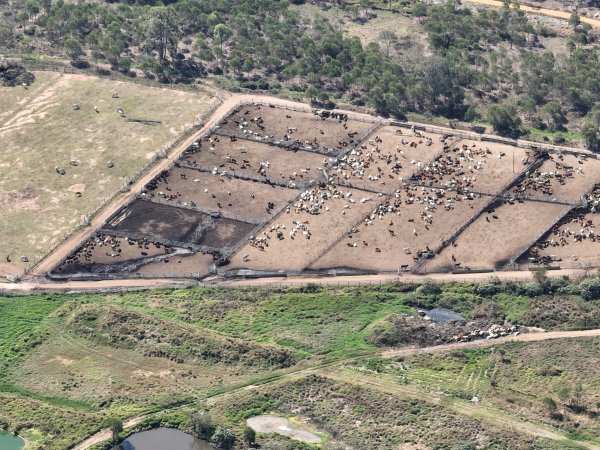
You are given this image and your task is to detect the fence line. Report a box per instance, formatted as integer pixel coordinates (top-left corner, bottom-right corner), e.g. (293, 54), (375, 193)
(140, 195), (264, 225)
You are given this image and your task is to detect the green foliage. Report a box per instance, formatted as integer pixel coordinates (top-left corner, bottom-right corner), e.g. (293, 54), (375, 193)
(190, 411), (215, 440)
(108, 417), (123, 442)
(416, 278), (442, 296)
(243, 426), (256, 445)
(579, 277), (600, 301)
(487, 104), (523, 137)
(210, 426), (236, 450)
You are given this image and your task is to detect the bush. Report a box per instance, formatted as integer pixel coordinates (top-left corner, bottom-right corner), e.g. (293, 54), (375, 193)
(416, 279), (442, 296)
(579, 277), (600, 301)
(210, 426), (236, 450)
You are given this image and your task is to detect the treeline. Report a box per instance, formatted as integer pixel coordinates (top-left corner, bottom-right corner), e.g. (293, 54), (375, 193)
(2, 0), (600, 147)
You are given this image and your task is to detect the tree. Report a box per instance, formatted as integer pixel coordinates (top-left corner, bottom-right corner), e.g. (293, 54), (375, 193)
(305, 85), (318, 100)
(213, 24), (232, 58)
(378, 30), (398, 58)
(243, 426), (256, 446)
(142, 6), (180, 63)
(541, 101), (566, 130)
(582, 121), (600, 152)
(190, 411), (214, 440)
(579, 277), (600, 300)
(486, 104), (522, 137)
(572, 381), (585, 410)
(108, 418), (123, 443)
(210, 427), (236, 450)
(64, 36), (84, 61)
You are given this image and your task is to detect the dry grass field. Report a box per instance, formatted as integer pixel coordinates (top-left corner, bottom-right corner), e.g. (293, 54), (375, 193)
(0, 71), (213, 278)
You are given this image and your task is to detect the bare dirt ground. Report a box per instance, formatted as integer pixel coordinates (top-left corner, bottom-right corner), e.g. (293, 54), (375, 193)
(413, 139), (530, 194)
(181, 138), (328, 186)
(0, 72), (213, 277)
(105, 200), (206, 244)
(329, 127), (449, 194)
(311, 189), (486, 271)
(227, 187), (376, 271)
(143, 167), (298, 222)
(136, 251), (214, 275)
(53, 235), (170, 274)
(520, 211), (600, 268)
(511, 153), (600, 202)
(220, 104), (373, 150)
(424, 200), (567, 271)
(465, 0), (600, 28)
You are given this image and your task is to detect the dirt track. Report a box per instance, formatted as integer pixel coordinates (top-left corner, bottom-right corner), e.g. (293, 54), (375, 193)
(465, 0), (600, 28)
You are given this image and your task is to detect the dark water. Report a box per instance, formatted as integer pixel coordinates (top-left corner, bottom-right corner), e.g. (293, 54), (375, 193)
(0, 431), (25, 450)
(426, 308), (465, 323)
(112, 428), (213, 450)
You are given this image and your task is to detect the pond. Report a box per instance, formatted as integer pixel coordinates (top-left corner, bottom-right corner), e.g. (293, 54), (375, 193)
(247, 415), (322, 443)
(426, 308), (465, 323)
(0, 431), (25, 450)
(112, 428), (213, 450)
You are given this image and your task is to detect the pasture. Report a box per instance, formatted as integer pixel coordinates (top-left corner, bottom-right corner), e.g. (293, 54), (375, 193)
(0, 71), (213, 278)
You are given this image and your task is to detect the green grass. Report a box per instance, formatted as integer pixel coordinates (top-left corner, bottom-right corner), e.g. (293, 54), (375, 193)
(101, 286), (415, 355)
(527, 127), (585, 142)
(0, 295), (65, 380)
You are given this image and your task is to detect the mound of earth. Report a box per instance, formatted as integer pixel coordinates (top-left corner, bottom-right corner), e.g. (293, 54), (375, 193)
(65, 304), (295, 368)
(368, 313), (519, 347)
(0, 62), (35, 87)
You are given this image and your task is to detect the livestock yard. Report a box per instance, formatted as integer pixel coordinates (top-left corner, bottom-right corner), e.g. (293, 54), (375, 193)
(10, 95), (600, 281)
(0, 71), (214, 278)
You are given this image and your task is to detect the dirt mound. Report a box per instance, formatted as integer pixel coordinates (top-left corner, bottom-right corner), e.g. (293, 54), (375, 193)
(65, 304), (295, 368)
(368, 313), (518, 347)
(0, 63), (35, 87)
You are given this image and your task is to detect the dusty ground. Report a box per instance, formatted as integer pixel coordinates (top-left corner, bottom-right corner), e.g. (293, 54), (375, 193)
(413, 139), (530, 194)
(311, 189), (486, 271)
(424, 200), (568, 270)
(520, 211), (600, 268)
(105, 200), (206, 244)
(511, 153), (600, 202)
(0, 72), (212, 277)
(143, 167), (298, 222)
(181, 138), (328, 186)
(220, 104), (374, 150)
(136, 251), (215, 276)
(246, 415), (322, 444)
(227, 187), (376, 271)
(329, 127), (450, 194)
(54, 235), (170, 274)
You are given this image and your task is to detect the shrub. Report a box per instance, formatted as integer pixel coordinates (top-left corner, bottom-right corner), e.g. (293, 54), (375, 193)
(579, 277), (600, 301)
(210, 426), (236, 450)
(416, 279), (442, 296)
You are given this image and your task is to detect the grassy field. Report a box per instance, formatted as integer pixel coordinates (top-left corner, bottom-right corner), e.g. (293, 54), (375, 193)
(3, 281), (600, 448)
(0, 72), (213, 277)
(347, 336), (600, 446)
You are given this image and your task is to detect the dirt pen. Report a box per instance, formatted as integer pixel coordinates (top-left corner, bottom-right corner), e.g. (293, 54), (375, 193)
(423, 199), (568, 271)
(44, 99), (600, 281)
(180, 136), (329, 186)
(220, 104), (373, 151)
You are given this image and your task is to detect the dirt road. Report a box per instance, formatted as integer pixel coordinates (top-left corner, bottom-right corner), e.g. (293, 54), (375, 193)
(465, 0), (600, 28)
(381, 328), (600, 358)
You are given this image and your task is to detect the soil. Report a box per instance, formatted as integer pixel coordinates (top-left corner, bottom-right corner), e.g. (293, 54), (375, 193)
(227, 187), (377, 271)
(220, 104), (373, 150)
(105, 200), (205, 244)
(511, 153), (600, 202)
(424, 199), (567, 270)
(180, 137), (328, 186)
(311, 190), (486, 271)
(143, 167), (298, 222)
